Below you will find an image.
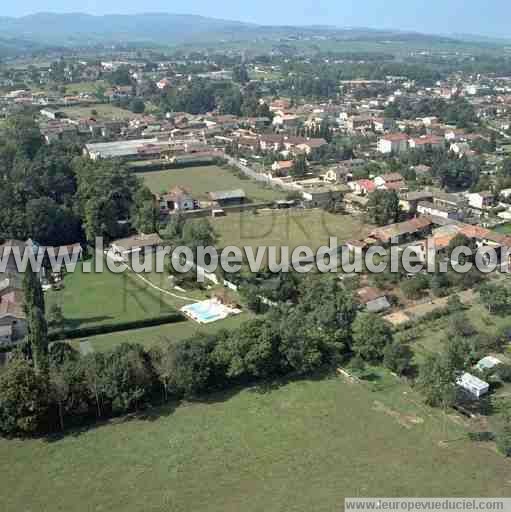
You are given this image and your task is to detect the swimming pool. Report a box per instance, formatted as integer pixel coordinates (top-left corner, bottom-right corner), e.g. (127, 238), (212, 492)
(181, 300), (239, 324)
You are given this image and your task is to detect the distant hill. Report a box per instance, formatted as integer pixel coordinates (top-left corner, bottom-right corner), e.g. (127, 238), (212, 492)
(0, 36), (48, 58)
(0, 13), (256, 46)
(0, 12), (497, 48)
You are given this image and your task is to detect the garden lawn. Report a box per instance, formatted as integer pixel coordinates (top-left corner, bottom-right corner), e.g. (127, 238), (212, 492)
(494, 223), (511, 235)
(64, 80), (106, 95)
(404, 298), (511, 364)
(138, 165), (285, 202)
(211, 209), (371, 252)
(75, 313), (250, 352)
(2, 372), (511, 512)
(46, 257), (179, 330)
(60, 104), (140, 121)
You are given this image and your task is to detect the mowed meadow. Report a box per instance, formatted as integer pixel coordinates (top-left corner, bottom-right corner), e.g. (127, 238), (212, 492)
(2, 372), (510, 512)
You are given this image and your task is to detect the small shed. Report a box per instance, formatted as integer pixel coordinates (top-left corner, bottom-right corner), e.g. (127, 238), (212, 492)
(366, 296), (391, 314)
(457, 372), (490, 399)
(476, 356), (501, 372)
(208, 189), (246, 207)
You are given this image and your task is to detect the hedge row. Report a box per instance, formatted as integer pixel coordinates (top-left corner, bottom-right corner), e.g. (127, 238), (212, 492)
(49, 313), (186, 341)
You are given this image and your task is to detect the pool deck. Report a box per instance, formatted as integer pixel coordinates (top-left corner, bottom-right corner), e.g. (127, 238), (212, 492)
(180, 299), (241, 324)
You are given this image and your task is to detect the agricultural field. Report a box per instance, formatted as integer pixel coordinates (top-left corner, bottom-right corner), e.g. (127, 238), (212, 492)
(2, 371), (510, 512)
(211, 209), (371, 252)
(60, 104), (140, 121)
(138, 165), (285, 202)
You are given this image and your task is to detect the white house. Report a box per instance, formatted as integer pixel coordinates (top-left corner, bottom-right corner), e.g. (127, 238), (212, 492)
(417, 201), (461, 220)
(408, 135), (444, 151)
(272, 114), (300, 130)
(467, 191), (495, 210)
(377, 133), (409, 154)
(156, 186), (199, 213)
(374, 172), (405, 189)
(450, 142), (470, 157)
(457, 372), (490, 399)
(348, 179), (376, 195)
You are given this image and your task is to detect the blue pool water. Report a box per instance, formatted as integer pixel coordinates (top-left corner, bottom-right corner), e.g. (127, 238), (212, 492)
(184, 302), (224, 322)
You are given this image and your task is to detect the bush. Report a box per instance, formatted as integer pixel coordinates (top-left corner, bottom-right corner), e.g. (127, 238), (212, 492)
(383, 341), (413, 376)
(400, 274), (429, 300)
(498, 365), (511, 383)
(129, 98), (145, 114)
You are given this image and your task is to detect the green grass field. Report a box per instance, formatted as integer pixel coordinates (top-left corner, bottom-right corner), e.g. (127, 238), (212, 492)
(2, 371), (510, 511)
(138, 165), (285, 202)
(75, 313), (250, 353)
(46, 258), (178, 330)
(60, 104), (139, 121)
(212, 210), (371, 252)
(405, 297), (511, 364)
(495, 223), (511, 235)
(64, 80), (106, 95)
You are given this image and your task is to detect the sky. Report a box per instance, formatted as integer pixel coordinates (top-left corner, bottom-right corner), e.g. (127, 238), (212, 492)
(3, 0), (511, 38)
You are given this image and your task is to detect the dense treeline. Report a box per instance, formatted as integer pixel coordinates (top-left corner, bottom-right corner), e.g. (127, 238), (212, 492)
(0, 276), (404, 437)
(0, 114), (154, 245)
(159, 79), (272, 118)
(387, 147), (483, 190)
(384, 97), (478, 128)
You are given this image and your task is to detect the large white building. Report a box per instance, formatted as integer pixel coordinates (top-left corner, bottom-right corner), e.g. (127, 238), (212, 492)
(377, 133), (409, 154)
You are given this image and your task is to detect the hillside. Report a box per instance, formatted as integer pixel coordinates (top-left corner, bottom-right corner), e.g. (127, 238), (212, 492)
(0, 12), (482, 48)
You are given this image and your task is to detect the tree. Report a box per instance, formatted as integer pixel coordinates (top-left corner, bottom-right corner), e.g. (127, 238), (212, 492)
(49, 364), (71, 431)
(4, 114), (43, 159)
(160, 212), (186, 242)
(48, 303), (64, 330)
(278, 309), (325, 374)
(213, 318), (279, 380)
(233, 64), (249, 84)
(172, 335), (216, 397)
(23, 265), (45, 313)
(49, 342), (78, 367)
(366, 190), (401, 226)
(181, 219), (217, 258)
(101, 344), (154, 413)
(131, 187), (158, 234)
(383, 341), (413, 375)
(444, 336), (471, 376)
(109, 65), (132, 86)
(290, 154), (308, 178)
(447, 313), (476, 338)
(81, 353), (106, 419)
(129, 98), (145, 114)
(479, 283), (511, 315)
(23, 267), (48, 374)
(25, 198), (80, 246)
(150, 341), (177, 402)
(28, 307), (49, 375)
(416, 352), (456, 408)
(446, 234), (477, 264)
(400, 274), (429, 300)
(0, 357), (49, 435)
(277, 277), (358, 372)
(352, 312), (393, 363)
